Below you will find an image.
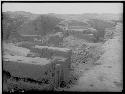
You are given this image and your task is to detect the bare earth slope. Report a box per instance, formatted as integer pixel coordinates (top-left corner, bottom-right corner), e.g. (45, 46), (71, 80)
(68, 36), (122, 92)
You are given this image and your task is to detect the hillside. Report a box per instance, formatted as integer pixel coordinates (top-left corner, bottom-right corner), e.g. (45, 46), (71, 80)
(54, 13), (122, 22)
(2, 12), (121, 43)
(67, 37), (122, 91)
(65, 23), (123, 92)
(2, 11), (122, 92)
(2, 11), (62, 42)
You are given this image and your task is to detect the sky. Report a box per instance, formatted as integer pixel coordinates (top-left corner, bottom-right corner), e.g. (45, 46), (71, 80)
(2, 3), (123, 14)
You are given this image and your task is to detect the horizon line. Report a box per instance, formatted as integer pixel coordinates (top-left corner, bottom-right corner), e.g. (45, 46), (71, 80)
(3, 10), (123, 15)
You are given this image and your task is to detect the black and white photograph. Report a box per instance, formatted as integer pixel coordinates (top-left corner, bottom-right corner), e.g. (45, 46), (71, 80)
(1, 2), (123, 93)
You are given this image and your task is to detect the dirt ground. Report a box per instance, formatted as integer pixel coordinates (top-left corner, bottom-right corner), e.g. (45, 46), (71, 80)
(67, 37), (123, 92)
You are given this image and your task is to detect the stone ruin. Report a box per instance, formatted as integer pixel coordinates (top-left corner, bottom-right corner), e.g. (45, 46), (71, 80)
(3, 46), (72, 91)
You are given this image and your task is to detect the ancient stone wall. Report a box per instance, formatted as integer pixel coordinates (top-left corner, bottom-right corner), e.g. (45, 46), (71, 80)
(3, 46), (72, 90)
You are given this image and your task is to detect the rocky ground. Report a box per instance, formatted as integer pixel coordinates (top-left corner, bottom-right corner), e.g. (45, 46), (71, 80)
(2, 30), (123, 92)
(65, 36), (122, 92)
(2, 11), (122, 92)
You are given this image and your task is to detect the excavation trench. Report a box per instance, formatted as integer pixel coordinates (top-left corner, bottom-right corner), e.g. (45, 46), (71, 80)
(3, 44), (103, 92)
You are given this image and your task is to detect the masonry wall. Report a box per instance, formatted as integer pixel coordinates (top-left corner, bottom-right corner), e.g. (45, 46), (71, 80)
(3, 47), (72, 90)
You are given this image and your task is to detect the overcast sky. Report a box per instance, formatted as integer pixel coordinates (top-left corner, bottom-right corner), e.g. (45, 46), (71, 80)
(2, 3), (123, 14)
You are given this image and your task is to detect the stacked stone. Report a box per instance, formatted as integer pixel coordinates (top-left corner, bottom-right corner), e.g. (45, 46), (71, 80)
(104, 28), (115, 40)
(71, 43), (103, 65)
(3, 46), (72, 91)
(71, 46), (89, 64)
(104, 22), (122, 41)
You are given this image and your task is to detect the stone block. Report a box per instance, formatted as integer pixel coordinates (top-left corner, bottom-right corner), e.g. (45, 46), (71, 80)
(34, 46), (72, 58)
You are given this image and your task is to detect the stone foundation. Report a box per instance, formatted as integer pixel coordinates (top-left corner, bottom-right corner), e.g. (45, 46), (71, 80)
(3, 47), (72, 90)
